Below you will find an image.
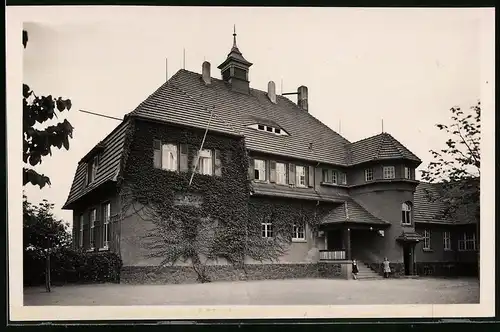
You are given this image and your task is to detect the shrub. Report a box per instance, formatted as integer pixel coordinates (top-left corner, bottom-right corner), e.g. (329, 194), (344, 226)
(23, 247), (122, 286)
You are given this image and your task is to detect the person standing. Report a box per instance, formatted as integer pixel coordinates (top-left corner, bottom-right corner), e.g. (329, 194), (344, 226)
(352, 259), (359, 280)
(383, 257), (391, 278)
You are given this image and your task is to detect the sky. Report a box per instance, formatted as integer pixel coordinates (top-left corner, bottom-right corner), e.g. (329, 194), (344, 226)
(20, 7), (492, 227)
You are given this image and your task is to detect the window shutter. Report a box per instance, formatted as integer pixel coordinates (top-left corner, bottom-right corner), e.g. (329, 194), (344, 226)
(161, 145), (171, 170)
(269, 161), (277, 183)
(308, 165), (315, 187)
(153, 139), (162, 169)
(248, 158), (255, 180)
(214, 149), (222, 176)
(179, 144), (189, 172)
(289, 163), (296, 185)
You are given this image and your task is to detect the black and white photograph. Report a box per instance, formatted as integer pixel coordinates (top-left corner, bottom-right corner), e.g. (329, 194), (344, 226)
(7, 6), (495, 321)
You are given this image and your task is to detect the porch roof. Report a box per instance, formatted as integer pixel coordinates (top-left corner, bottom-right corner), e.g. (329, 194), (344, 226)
(396, 231), (423, 243)
(321, 199), (390, 226)
(251, 183), (347, 203)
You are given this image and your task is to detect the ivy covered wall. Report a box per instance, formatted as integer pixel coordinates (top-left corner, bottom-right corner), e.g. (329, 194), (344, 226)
(117, 118), (336, 269)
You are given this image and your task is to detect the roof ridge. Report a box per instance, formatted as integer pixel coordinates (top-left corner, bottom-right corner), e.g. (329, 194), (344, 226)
(374, 133), (386, 160)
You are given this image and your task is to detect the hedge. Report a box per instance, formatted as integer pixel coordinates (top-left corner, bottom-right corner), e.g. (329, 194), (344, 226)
(23, 247), (123, 286)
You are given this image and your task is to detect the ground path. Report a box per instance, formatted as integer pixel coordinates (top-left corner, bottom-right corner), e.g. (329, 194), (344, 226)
(24, 277), (479, 306)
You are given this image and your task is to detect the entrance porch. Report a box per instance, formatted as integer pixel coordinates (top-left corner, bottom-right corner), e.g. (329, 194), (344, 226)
(319, 222), (389, 262)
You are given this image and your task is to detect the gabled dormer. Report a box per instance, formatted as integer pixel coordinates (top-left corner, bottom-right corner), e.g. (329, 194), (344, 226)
(80, 142), (105, 186)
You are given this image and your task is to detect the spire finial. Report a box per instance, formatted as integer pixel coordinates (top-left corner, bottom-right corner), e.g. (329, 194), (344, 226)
(233, 24), (237, 48)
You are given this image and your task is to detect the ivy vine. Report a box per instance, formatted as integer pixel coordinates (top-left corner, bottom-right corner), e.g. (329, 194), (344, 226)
(118, 118), (334, 282)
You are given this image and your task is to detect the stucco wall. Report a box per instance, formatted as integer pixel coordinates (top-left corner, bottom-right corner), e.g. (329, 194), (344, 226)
(120, 203), (321, 266)
(349, 183), (417, 263)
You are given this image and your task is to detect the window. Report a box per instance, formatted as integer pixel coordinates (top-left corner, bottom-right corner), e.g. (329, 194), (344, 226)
(276, 162), (287, 184)
(79, 214), (84, 248)
(331, 171), (338, 184)
(458, 232), (476, 251)
(254, 159), (267, 181)
(266, 126), (273, 132)
(274, 128), (281, 134)
(423, 229), (431, 250)
(322, 169), (330, 183)
(90, 208), (97, 249)
(87, 156), (99, 185)
(162, 144), (179, 171)
(404, 166), (411, 179)
(258, 124), (265, 130)
(103, 203), (111, 249)
(339, 172), (347, 185)
(292, 222), (305, 241)
(365, 168), (373, 181)
(296, 165), (306, 187)
(262, 222), (273, 238)
(198, 149), (213, 175)
(443, 231), (451, 250)
(249, 124), (289, 136)
(383, 166), (395, 179)
(401, 202), (412, 225)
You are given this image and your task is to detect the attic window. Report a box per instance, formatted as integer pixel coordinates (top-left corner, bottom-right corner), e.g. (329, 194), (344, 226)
(86, 155), (99, 185)
(248, 123), (289, 136)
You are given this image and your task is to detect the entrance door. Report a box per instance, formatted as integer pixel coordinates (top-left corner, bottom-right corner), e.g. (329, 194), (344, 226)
(403, 245), (411, 275)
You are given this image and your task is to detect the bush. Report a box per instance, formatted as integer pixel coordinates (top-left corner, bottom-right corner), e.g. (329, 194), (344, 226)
(24, 247), (123, 286)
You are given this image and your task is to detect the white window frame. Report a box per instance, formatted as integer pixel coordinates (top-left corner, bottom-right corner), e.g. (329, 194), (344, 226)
(292, 222), (306, 241)
(162, 144), (179, 172)
(90, 208), (97, 249)
(198, 149), (213, 175)
(383, 166), (395, 179)
(458, 232), (476, 251)
(443, 231), (451, 251)
(331, 171), (338, 184)
(423, 229), (431, 250)
(262, 222), (273, 238)
(404, 166), (411, 179)
(365, 168), (373, 181)
(254, 159), (267, 181)
(322, 169), (330, 183)
(276, 162), (287, 185)
(339, 172), (347, 185)
(103, 202), (111, 250)
(296, 165), (306, 187)
(79, 214), (84, 248)
(401, 202), (412, 225)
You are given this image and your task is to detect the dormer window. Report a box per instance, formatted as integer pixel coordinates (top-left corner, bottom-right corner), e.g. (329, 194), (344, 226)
(248, 123), (289, 136)
(87, 155), (99, 185)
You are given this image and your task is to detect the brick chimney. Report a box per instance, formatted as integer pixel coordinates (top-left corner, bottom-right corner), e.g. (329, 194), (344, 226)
(297, 86), (308, 111)
(267, 81), (277, 104)
(202, 61), (211, 85)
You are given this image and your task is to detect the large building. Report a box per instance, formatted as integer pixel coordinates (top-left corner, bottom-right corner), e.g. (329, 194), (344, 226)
(63, 32), (478, 282)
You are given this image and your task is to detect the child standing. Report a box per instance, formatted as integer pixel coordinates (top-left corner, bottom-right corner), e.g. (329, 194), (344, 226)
(383, 257), (391, 278)
(352, 259), (359, 280)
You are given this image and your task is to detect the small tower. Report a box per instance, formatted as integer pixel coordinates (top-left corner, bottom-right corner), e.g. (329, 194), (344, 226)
(217, 26), (253, 94)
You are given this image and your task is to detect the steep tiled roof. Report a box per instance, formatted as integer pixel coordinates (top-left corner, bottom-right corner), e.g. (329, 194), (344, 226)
(166, 70), (351, 165)
(62, 121), (129, 209)
(346, 132), (421, 165)
(129, 78), (240, 137)
(322, 199), (390, 225)
(413, 182), (454, 224)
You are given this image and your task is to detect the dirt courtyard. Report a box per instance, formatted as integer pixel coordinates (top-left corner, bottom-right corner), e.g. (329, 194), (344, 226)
(23, 277), (479, 306)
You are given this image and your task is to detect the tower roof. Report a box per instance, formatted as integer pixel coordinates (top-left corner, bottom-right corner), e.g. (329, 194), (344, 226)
(217, 26), (253, 69)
